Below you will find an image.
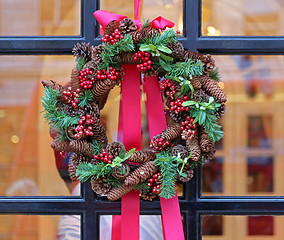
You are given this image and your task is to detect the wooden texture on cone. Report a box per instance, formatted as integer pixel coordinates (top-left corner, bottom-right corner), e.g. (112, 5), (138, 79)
(186, 135), (201, 161)
(107, 183), (135, 201)
(127, 150), (156, 164)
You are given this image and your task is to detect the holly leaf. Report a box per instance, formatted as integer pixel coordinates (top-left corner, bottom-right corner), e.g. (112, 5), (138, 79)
(148, 44), (157, 51)
(139, 45), (151, 52)
(199, 111), (206, 125)
(119, 148), (126, 158)
(124, 148), (136, 160)
(160, 53), (174, 62)
(157, 46), (172, 54)
(182, 100), (197, 106)
(159, 58), (172, 72)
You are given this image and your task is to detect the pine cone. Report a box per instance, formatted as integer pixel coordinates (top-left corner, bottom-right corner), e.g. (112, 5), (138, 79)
(104, 20), (118, 36)
(182, 51), (215, 73)
(177, 165), (194, 182)
(190, 76), (202, 90)
(140, 27), (159, 39)
(115, 53), (142, 64)
(186, 134), (201, 161)
(124, 161), (158, 186)
(127, 150), (156, 164)
(91, 45), (104, 65)
(160, 122), (182, 142)
(79, 101), (100, 119)
(83, 60), (97, 76)
(202, 145), (216, 162)
(91, 177), (112, 195)
(215, 104), (226, 119)
(106, 142), (125, 158)
(198, 76), (226, 103)
(69, 140), (94, 158)
(49, 125), (60, 139)
(72, 42), (92, 62)
(51, 140), (73, 152)
(42, 80), (64, 92)
(172, 145), (189, 159)
(112, 163), (130, 180)
(140, 192), (157, 201)
(168, 41), (184, 59)
(144, 67), (158, 77)
(189, 89), (209, 103)
(66, 125), (81, 140)
(70, 153), (92, 167)
(90, 117), (108, 146)
(70, 67), (81, 91)
(56, 102), (78, 116)
(119, 18), (137, 34)
(130, 31), (143, 44)
(199, 127), (213, 153)
(107, 183), (136, 201)
(68, 159), (78, 181)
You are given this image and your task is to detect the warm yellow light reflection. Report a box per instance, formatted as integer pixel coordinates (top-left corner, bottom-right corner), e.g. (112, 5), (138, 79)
(207, 26), (221, 36)
(0, 109), (6, 118)
(218, 82), (225, 89)
(11, 135), (19, 144)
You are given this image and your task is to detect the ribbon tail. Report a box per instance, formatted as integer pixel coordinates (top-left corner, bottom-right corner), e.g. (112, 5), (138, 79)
(143, 75), (185, 240)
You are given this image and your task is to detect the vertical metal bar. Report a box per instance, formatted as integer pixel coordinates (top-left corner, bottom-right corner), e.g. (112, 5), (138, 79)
(81, 0), (98, 43)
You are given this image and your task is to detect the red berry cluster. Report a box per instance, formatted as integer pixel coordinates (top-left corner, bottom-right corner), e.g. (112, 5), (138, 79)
(147, 172), (162, 194)
(160, 79), (176, 98)
(74, 114), (95, 139)
(96, 67), (119, 81)
(181, 116), (197, 140)
(79, 68), (94, 89)
(169, 96), (190, 114)
(149, 137), (170, 151)
(94, 149), (113, 164)
(133, 51), (152, 71)
(63, 87), (81, 108)
(101, 29), (124, 44)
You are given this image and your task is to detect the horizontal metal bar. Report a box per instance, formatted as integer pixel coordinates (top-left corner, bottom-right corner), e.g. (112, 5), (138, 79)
(181, 37), (284, 54)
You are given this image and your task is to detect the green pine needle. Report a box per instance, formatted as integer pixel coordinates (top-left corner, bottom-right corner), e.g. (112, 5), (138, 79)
(76, 162), (112, 182)
(142, 28), (177, 46)
(41, 87), (80, 138)
(91, 140), (103, 156)
(78, 90), (94, 107)
(209, 67), (221, 82)
(76, 57), (86, 70)
(142, 19), (150, 29)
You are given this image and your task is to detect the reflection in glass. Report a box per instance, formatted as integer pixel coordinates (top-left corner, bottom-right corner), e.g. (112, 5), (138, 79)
(202, 0), (284, 36)
(202, 157), (223, 193)
(202, 55), (284, 196)
(248, 216), (273, 235)
(0, 215), (80, 240)
(202, 215), (223, 235)
(247, 156), (273, 192)
(248, 115), (272, 148)
(0, 0), (80, 36)
(100, 0), (183, 33)
(0, 55), (78, 196)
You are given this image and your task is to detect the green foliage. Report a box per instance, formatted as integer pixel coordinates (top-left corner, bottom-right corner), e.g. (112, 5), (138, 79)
(142, 19), (150, 29)
(76, 57), (86, 70)
(154, 151), (178, 199)
(110, 148), (135, 168)
(209, 67), (221, 82)
(182, 97), (224, 142)
(91, 140), (103, 156)
(41, 87), (80, 138)
(78, 90), (94, 107)
(165, 59), (204, 80)
(134, 181), (150, 193)
(141, 28), (177, 46)
(104, 177), (122, 188)
(99, 34), (135, 69)
(76, 162), (112, 182)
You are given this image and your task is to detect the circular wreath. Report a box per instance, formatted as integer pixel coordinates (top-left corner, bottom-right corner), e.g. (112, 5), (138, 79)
(42, 18), (226, 201)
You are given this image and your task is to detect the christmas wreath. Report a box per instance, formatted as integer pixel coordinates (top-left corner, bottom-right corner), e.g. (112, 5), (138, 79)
(42, 17), (226, 201)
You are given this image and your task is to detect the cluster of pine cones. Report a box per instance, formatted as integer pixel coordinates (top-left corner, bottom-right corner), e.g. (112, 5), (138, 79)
(42, 18), (226, 201)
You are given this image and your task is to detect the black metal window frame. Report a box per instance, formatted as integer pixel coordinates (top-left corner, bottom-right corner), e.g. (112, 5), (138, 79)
(0, 0), (284, 239)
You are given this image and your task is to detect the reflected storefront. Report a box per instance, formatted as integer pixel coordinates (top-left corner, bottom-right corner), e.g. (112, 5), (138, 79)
(0, 0), (284, 239)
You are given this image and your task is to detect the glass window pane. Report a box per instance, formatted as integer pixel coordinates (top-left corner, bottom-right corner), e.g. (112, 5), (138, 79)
(0, 55), (79, 196)
(202, 215), (281, 239)
(0, 215), (80, 240)
(100, 0), (183, 33)
(0, 0), (80, 36)
(202, 0), (284, 36)
(202, 55), (284, 196)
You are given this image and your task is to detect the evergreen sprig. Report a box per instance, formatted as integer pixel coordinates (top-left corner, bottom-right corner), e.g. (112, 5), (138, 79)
(76, 57), (86, 70)
(165, 59), (204, 80)
(42, 87), (80, 138)
(182, 97), (224, 142)
(134, 181), (150, 193)
(78, 90), (94, 107)
(209, 67), (221, 82)
(91, 140), (103, 156)
(154, 151), (178, 199)
(100, 34), (135, 69)
(141, 28), (177, 46)
(76, 162), (112, 182)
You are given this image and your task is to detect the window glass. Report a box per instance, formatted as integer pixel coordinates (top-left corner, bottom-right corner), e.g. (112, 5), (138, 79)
(0, 0), (80, 36)
(202, 0), (284, 36)
(0, 55), (79, 196)
(202, 55), (284, 196)
(100, 0), (183, 34)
